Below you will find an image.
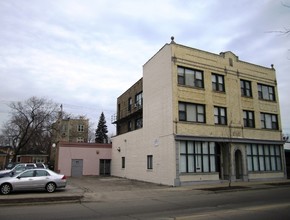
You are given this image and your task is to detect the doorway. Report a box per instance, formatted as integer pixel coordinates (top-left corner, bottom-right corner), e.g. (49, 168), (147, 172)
(100, 159), (111, 176)
(235, 150), (243, 180)
(71, 159), (83, 177)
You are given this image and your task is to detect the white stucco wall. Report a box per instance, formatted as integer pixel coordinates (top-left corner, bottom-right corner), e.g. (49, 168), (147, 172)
(112, 44), (178, 186)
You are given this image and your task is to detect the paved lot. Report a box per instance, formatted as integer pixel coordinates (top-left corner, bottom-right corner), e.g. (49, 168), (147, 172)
(69, 176), (167, 192)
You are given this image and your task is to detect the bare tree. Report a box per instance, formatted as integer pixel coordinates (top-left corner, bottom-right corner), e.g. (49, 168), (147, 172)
(1, 97), (59, 161)
(269, 2), (289, 35)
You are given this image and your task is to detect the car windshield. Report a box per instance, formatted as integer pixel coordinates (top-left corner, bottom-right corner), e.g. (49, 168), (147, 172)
(6, 164), (15, 169)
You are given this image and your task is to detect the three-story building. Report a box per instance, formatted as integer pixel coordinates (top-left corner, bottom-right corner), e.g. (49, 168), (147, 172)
(111, 38), (286, 186)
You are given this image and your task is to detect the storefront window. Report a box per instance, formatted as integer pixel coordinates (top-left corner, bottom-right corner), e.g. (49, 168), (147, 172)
(179, 141), (216, 173)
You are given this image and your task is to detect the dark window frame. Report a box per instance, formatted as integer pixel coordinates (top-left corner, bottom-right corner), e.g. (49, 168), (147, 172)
(214, 106), (227, 125)
(258, 84), (275, 101)
(77, 124), (84, 132)
(147, 155), (153, 170)
(179, 141), (217, 173)
(247, 144), (282, 172)
(135, 92), (143, 108)
(178, 102), (206, 123)
(260, 113), (278, 130)
(240, 79), (252, 97)
(128, 97), (132, 112)
(121, 157), (125, 169)
(212, 73), (225, 92)
(243, 110), (255, 128)
(178, 66), (204, 88)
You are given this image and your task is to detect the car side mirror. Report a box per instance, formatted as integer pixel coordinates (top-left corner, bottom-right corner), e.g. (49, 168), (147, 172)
(17, 176), (21, 179)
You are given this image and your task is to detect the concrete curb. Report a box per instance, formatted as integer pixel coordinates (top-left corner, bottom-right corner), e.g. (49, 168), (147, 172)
(0, 195), (83, 206)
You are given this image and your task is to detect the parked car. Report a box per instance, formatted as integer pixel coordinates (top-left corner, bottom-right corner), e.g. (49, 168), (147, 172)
(5, 162), (19, 170)
(0, 163), (47, 178)
(0, 168), (67, 195)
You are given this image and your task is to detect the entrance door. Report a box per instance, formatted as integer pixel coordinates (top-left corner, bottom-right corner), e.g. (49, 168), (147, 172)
(235, 150), (243, 180)
(100, 159), (111, 176)
(215, 143), (222, 179)
(71, 159), (83, 177)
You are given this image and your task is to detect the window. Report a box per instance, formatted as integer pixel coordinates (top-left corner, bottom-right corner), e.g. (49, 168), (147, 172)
(135, 92), (143, 108)
(212, 74), (225, 92)
(128, 98), (132, 111)
(178, 66), (204, 88)
(179, 102), (205, 123)
(78, 124), (84, 132)
(240, 80), (252, 97)
(77, 137), (84, 143)
(179, 141), (216, 173)
(247, 144), (282, 171)
(135, 117), (143, 129)
(243, 110), (255, 128)
(19, 170), (34, 178)
(214, 106), (227, 125)
(260, 113), (278, 130)
(121, 157), (125, 169)
(35, 170), (49, 177)
(147, 155), (153, 169)
(258, 84), (275, 101)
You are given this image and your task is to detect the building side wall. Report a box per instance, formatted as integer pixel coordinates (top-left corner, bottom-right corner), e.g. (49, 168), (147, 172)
(112, 44), (177, 186)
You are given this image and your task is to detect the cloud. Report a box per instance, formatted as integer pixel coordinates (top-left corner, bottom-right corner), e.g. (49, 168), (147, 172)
(0, 0), (290, 134)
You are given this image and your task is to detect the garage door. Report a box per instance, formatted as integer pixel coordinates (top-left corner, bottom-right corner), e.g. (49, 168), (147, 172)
(71, 159), (83, 177)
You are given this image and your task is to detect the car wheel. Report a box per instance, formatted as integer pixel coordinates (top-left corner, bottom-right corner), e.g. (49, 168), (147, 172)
(1, 183), (12, 195)
(46, 182), (56, 193)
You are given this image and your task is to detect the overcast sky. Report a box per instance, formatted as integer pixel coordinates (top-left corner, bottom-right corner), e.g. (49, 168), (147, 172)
(0, 0), (289, 135)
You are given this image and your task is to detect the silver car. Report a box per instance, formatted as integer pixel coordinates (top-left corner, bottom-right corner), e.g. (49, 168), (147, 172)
(0, 169), (67, 195)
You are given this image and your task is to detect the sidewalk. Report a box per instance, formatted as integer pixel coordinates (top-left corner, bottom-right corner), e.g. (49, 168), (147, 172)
(0, 176), (290, 206)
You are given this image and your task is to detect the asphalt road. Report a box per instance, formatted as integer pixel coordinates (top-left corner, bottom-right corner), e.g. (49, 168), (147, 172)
(0, 185), (290, 219)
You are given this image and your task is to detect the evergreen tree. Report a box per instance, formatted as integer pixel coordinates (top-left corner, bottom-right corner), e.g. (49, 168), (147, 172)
(95, 112), (108, 143)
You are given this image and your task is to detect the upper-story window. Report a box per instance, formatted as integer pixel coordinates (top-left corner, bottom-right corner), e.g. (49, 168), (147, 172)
(179, 102), (205, 123)
(212, 73), (225, 92)
(214, 106), (227, 125)
(178, 66), (204, 88)
(260, 113), (278, 130)
(78, 124), (84, 132)
(240, 79), (252, 97)
(243, 110), (255, 128)
(135, 92), (143, 108)
(258, 84), (275, 101)
(128, 98), (132, 111)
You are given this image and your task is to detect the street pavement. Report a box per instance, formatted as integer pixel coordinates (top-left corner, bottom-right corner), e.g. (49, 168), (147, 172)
(0, 176), (290, 206)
